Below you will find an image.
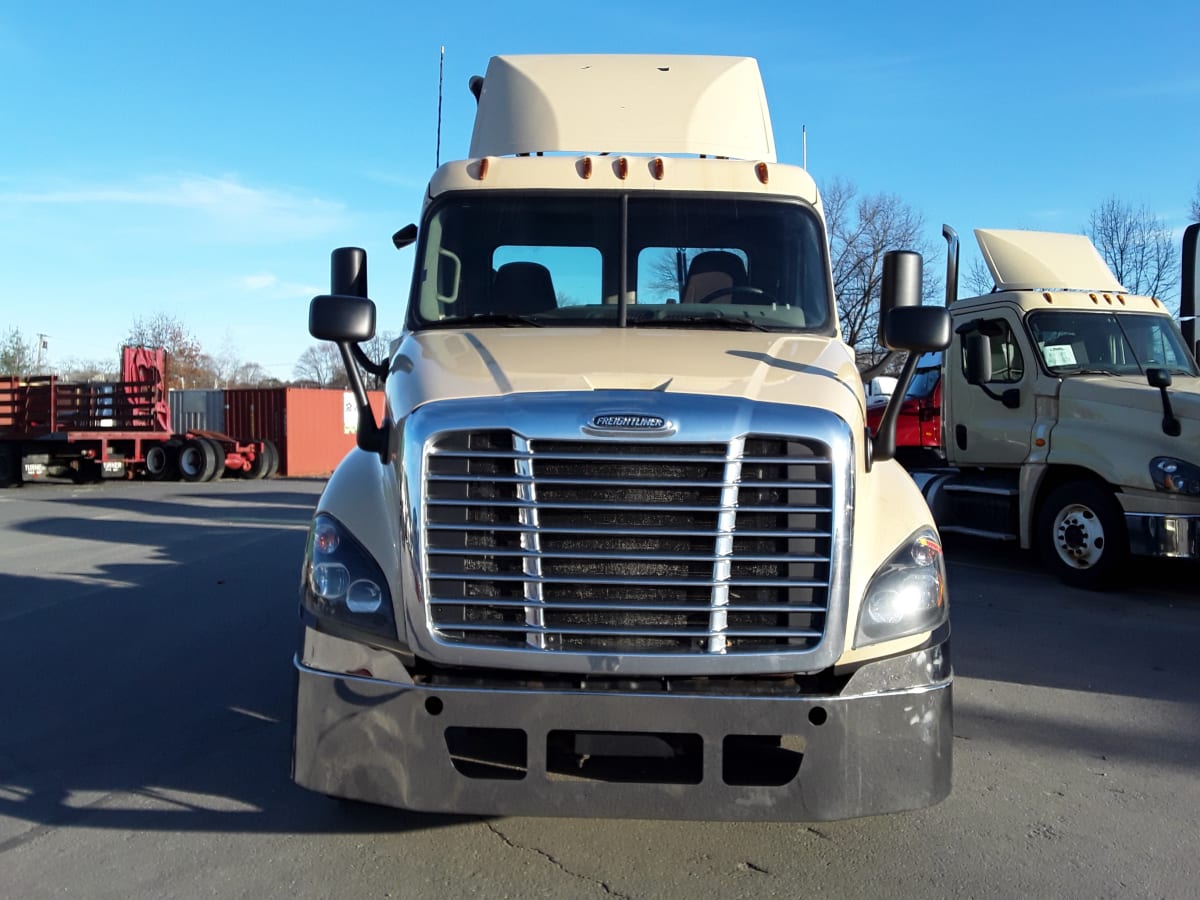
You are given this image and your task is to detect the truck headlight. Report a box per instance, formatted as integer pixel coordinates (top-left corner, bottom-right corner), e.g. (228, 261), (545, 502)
(301, 513), (396, 639)
(855, 528), (947, 648)
(1150, 457), (1200, 495)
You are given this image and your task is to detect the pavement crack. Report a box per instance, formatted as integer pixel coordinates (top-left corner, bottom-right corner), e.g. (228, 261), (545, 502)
(485, 822), (634, 898)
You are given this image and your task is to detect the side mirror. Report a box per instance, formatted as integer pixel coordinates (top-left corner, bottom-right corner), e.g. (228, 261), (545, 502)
(879, 250), (923, 345)
(1146, 367), (1172, 389)
(882, 306), (951, 353)
(1146, 367), (1182, 436)
(963, 332), (992, 385)
(309, 294), (376, 343)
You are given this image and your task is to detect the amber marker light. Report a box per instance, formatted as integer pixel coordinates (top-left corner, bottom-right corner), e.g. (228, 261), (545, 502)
(1035, 438), (1046, 447)
(755, 162), (769, 184)
(616, 157), (629, 179)
(1103, 293), (1113, 304)
(652, 157), (665, 180)
(1043, 292), (1053, 303)
(580, 157), (593, 179)
(1090, 293), (1099, 304)
(477, 157), (490, 180)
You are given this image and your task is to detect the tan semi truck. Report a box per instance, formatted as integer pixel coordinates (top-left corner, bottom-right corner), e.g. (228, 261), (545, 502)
(910, 226), (1200, 588)
(291, 54), (953, 821)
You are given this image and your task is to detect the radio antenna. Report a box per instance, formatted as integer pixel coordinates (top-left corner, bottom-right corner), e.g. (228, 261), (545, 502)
(436, 45), (445, 167)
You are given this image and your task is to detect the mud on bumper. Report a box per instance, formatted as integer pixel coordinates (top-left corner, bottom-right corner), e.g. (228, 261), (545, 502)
(292, 642), (952, 822)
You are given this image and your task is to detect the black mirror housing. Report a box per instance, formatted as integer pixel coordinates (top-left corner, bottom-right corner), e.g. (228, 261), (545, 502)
(1146, 367), (1173, 389)
(882, 305), (951, 353)
(309, 294), (377, 343)
(963, 332), (992, 385)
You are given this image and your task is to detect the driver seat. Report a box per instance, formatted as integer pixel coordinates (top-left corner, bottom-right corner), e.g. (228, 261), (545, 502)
(680, 251), (748, 304)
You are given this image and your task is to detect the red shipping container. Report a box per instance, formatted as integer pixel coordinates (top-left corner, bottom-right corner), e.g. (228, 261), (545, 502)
(223, 388), (386, 477)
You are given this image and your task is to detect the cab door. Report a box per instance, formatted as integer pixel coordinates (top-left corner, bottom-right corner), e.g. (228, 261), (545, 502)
(945, 312), (1035, 466)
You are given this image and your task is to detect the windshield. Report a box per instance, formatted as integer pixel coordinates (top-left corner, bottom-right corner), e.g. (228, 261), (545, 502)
(407, 193), (834, 332)
(1027, 310), (1199, 377)
(905, 367), (941, 400)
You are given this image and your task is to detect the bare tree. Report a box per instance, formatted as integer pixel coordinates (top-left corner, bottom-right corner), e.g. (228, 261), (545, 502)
(964, 257), (996, 296)
(293, 343), (348, 388)
(1190, 183), (1200, 223)
(1085, 197), (1178, 300)
(822, 177), (940, 365)
(0, 327), (36, 376)
(125, 312), (217, 388)
(360, 330), (397, 390)
(57, 357), (119, 381)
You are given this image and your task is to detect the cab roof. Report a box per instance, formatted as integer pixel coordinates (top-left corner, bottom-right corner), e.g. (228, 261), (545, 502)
(468, 54), (777, 161)
(975, 228), (1125, 293)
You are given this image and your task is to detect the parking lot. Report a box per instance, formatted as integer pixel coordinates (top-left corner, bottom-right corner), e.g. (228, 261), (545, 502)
(2, 478), (1198, 898)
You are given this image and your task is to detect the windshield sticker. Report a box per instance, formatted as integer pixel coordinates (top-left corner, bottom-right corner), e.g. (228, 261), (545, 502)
(1042, 343), (1077, 367)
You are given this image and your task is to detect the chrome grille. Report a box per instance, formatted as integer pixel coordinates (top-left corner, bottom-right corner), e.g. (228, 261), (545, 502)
(424, 430), (834, 655)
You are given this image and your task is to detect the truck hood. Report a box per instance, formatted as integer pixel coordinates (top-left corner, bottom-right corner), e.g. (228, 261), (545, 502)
(1058, 374), (1200, 425)
(390, 328), (863, 419)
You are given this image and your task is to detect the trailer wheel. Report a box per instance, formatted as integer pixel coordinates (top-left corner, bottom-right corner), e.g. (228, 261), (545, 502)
(262, 440), (280, 478)
(1036, 481), (1128, 589)
(0, 445), (21, 488)
(178, 438), (219, 483)
(202, 438), (226, 481)
(144, 444), (177, 481)
(242, 441), (271, 479)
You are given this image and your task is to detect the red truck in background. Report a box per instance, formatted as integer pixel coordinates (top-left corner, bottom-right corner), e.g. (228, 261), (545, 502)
(0, 346), (278, 487)
(866, 352), (944, 466)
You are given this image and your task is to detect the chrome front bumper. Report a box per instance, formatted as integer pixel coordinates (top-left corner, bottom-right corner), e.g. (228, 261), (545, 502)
(1126, 513), (1200, 559)
(292, 640), (952, 822)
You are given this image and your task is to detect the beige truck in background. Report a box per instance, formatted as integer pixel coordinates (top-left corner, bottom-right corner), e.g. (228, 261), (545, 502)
(911, 226), (1200, 588)
(291, 54), (953, 821)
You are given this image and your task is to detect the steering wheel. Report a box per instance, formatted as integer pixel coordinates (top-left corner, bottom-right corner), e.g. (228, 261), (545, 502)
(697, 285), (774, 304)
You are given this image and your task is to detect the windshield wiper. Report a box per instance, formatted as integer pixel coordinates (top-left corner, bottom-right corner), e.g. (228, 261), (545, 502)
(419, 313), (545, 329)
(1052, 366), (1122, 376)
(630, 313), (772, 332)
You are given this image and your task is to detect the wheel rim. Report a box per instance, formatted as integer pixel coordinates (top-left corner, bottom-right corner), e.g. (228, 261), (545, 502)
(178, 446), (202, 477)
(1052, 503), (1106, 569)
(146, 446), (166, 475)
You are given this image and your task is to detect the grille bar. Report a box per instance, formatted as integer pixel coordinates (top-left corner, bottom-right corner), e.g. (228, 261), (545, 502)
(427, 522), (832, 538)
(435, 622), (824, 639)
(429, 548), (828, 563)
(433, 598), (829, 613)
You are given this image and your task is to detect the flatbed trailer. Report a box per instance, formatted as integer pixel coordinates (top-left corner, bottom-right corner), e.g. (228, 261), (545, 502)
(0, 360), (277, 487)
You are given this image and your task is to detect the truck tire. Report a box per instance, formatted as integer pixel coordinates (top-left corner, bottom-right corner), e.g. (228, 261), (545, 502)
(242, 441), (272, 479)
(178, 438), (219, 483)
(262, 439), (280, 478)
(1036, 481), (1128, 589)
(202, 438), (226, 481)
(0, 444), (21, 488)
(144, 444), (177, 481)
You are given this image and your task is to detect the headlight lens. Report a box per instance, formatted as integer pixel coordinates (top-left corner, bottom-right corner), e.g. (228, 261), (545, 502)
(855, 528), (948, 647)
(1150, 457), (1200, 495)
(301, 514), (396, 638)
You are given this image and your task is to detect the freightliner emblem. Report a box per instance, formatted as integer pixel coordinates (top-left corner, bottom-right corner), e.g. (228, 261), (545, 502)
(591, 414), (667, 429)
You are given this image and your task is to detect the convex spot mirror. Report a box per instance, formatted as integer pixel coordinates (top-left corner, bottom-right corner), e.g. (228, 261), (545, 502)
(883, 306), (951, 353)
(309, 294), (377, 343)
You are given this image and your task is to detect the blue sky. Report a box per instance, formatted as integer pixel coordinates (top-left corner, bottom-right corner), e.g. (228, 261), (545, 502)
(2, 1), (1197, 379)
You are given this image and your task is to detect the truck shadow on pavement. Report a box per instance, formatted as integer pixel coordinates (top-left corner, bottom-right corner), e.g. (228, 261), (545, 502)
(0, 489), (480, 843)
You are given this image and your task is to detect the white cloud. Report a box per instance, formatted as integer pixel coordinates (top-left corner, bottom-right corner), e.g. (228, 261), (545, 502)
(0, 174), (348, 242)
(242, 273), (278, 290)
(237, 272), (323, 299)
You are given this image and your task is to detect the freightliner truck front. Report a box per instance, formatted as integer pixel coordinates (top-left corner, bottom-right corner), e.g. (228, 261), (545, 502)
(291, 54), (953, 821)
